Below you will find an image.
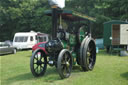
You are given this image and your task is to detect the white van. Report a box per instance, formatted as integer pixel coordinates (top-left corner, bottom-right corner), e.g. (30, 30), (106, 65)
(13, 31), (49, 50)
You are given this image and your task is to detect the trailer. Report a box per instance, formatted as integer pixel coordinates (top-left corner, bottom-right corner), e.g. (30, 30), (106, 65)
(13, 31), (49, 50)
(103, 20), (128, 55)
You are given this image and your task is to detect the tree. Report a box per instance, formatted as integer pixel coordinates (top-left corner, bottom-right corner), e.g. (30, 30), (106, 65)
(0, 0), (128, 41)
(0, 0), (51, 41)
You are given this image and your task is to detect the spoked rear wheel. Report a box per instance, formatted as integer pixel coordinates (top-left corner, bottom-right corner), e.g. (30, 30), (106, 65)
(81, 40), (96, 71)
(57, 49), (72, 79)
(30, 49), (47, 77)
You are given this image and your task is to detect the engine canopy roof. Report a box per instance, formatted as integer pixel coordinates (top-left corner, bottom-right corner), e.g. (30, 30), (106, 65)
(44, 9), (96, 22)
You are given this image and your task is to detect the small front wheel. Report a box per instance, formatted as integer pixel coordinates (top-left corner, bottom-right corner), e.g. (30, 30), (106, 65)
(30, 49), (47, 77)
(57, 49), (72, 79)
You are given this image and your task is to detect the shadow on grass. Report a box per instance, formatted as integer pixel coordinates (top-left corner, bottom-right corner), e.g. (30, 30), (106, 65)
(43, 66), (81, 82)
(5, 68), (59, 84)
(120, 72), (128, 80)
(42, 67), (60, 83)
(72, 65), (83, 72)
(41, 65), (82, 83)
(5, 66), (84, 84)
(5, 72), (35, 85)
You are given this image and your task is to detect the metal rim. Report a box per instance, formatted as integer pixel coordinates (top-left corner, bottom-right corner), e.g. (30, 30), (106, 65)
(80, 36), (89, 65)
(82, 39), (96, 71)
(57, 49), (72, 79)
(86, 42), (96, 69)
(30, 49), (47, 77)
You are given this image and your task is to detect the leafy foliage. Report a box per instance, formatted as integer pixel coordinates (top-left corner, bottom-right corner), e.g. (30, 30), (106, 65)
(0, 0), (128, 41)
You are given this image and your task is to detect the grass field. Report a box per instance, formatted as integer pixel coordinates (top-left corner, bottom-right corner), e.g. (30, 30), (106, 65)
(0, 50), (128, 85)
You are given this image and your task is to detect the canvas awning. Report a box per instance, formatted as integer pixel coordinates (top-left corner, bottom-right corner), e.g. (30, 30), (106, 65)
(44, 10), (96, 22)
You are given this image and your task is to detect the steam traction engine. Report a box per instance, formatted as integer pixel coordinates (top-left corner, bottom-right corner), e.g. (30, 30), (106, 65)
(30, 8), (96, 79)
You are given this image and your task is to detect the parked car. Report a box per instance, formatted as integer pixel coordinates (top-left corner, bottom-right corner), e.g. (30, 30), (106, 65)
(0, 42), (16, 55)
(32, 42), (47, 54)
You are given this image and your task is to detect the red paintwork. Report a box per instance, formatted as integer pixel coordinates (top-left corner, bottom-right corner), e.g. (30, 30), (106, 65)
(32, 42), (48, 54)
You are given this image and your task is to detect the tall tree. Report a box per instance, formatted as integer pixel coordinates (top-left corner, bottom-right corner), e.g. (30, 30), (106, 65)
(0, 0), (51, 41)
(0, 0), (128, 41)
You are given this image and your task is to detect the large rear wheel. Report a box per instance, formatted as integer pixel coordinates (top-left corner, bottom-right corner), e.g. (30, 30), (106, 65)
(81, 40), (96, 71)
(57, 49), (72, 79)
(30, 49), (47, 77)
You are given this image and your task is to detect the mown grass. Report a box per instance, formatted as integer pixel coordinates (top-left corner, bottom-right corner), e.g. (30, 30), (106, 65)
(0, 50), (128, 85)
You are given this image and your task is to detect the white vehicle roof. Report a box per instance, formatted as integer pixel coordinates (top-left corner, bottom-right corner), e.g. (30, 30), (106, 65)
(15, 32), (37, 36)
(14, 31), (48, 36)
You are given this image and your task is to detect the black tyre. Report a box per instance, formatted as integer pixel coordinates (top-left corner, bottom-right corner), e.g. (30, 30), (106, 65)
(13, 49), (16, 54)
(76, 56), (80, 65)
(57, 49), (72, 79)
(80, 36), (88, 65)
(30, 49), (47, 77)
(81, 39), (96, 71)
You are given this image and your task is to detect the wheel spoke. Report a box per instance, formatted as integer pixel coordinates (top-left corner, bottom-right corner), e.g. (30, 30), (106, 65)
(35, 65), (38, 70)
(64, 54), (67, 61)
(41, 62), (45, 64)
(63, 63), (70, 75)
(34, 59), (37, 63)
(39, 56), (42, 61)
(63, 59), (67, 64)
(61, 63), (66, 65)
(61, 59), (66, 68)
(39, 65), (43, 73)
(67, 58), (70, 62)
(65, 65), (70, 73)
(37, 53), (39, 60)
(87, 46), (93, 65)
(89, 57), (93, 62)
(34, 65), (39, 73)
(40, 65), (44, 69)
(37, 67), (39, 74)
(89, 46), (93, 52)
(88, 46), (94, 63)
(34, 62), (37, 64)
(40, 54), (43, 61)
(39, 65), (41, 73)
(88, 46), (94, 68)
(36, 54), (39, 60)
(63, 66), (67, 75)
(87, 47), (90, 52)
(37, 52), (41, 60)
(34, 54), (38, 60)
(87, 51), (90, 62)
(88, 63), (92, 69)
